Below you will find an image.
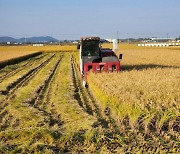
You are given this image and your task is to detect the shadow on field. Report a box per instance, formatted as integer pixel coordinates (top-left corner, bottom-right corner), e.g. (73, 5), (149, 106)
(121, 64), (180, 71)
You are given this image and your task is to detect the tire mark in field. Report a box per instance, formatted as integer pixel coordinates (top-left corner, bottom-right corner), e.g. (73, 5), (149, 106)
(71, 56), (118, 130)
(25, 55), (64, 128)
(71, 57), (95, 116)
(71, 55), (123, 151)
(0, 54), (47, 83)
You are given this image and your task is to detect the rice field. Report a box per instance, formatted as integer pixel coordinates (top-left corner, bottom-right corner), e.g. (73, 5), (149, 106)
(0, 44), (179, 153)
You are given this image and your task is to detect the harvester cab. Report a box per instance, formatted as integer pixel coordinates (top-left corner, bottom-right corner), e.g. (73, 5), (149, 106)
(77, 36), (122, 87)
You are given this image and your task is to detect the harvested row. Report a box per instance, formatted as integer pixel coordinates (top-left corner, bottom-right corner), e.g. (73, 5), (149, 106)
(0, 54), (57, 132)
(0, 53), (47, 83)
(0, 52), (42, 69)
(0, 54), (55, 133)
(0, 54), (65, 154)
(0, 53), (55, 96)
(0, 53), (55, 120)
(24, 55), (64, 129)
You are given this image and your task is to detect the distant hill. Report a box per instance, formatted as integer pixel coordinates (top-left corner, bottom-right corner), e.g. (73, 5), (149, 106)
(0, 37), (17, 43)
(0, 36), (59, 43)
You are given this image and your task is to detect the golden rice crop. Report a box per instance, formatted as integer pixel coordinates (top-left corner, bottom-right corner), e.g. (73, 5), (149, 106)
(0, 45), (77, 62)
(88, 43), (180, 129)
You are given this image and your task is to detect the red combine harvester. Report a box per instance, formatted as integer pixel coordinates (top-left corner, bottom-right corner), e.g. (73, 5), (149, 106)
(77, 37), (123, 87)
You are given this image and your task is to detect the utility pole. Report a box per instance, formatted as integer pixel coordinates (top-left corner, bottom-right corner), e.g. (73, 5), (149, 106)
(117, 31), (119, 42)
(127, 33), (129, 43)
(167, 33), (169, 41)
(24, 34), (27, 44)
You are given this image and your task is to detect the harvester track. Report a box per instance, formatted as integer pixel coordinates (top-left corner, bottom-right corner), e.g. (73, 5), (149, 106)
(71, 56), (120, 131)
(71, 56), (124, 151)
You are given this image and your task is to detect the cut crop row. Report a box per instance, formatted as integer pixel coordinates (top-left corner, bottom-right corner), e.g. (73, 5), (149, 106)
(0, 54), (55, 96)
(0, 53), (47, 83)
(0, 54), (56, 132)
(3, 54), (61, 128)
(0, 52), (42, 69)
(24, 54), (64, 129)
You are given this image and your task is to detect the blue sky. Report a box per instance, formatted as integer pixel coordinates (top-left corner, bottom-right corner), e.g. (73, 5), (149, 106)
(0, 0), (180, 40)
